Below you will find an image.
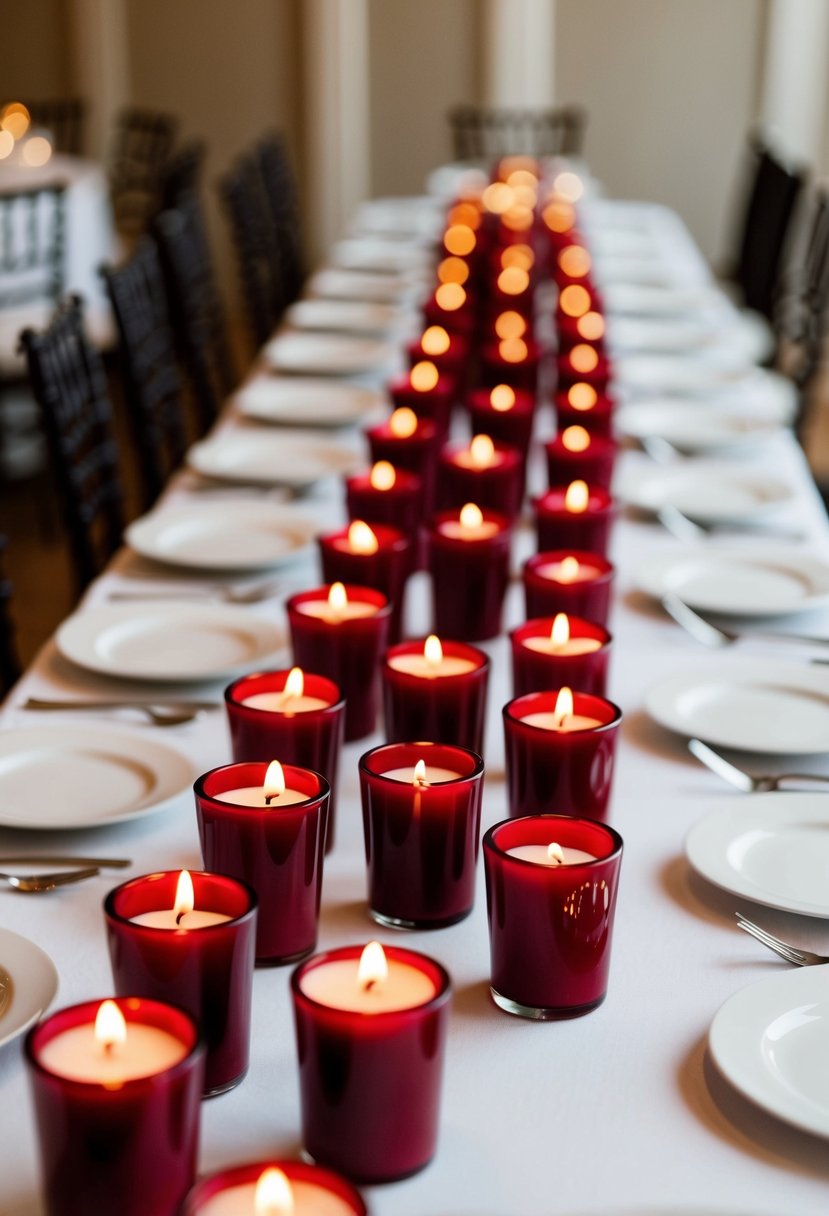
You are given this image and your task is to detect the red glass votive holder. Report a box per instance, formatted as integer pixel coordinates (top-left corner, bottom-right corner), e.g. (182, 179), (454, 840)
(556, 309), (607, 353)
(318, 522), (410, 644)
(544, 429), (617, 491)
(291, 945), (451, 1183)
(422, 288), (478, 337)
(479, 338), (542, 392)
(195, 762), (329, 965)
(523, 549), (615, 625)
(510, 615), (611, 697)
(287, 584), (391, 741)
(25, 997), (204, 1216)
(365, 414), (440, 511)
(483, 814), (624, 1019)
(359, 741), (485, 929)
(345, 464), (422, 535)
(225, 669), (344, 851)
(383, 636), (489, 753)
(182, 1160), (367, 1215)
(503, 689), (622, 820)
(406, 330), (470, 383)
(428, 508), (511, 642)
(554, 387), (616, 438)
(465, 385), (536, 460)
(534, 485), (616, 557)
(436, 438), (524, 520)
(555, 351), (611, 394)
(105, 871), (256, 1097)
(388, 368), (456, 438)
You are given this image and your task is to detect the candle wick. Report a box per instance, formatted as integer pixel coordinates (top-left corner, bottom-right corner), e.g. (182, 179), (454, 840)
(103, 1039), (116, 1054)
(175, 909), (186, 926)
(363, 979), (377, 993)
(264, 793), (279, 806)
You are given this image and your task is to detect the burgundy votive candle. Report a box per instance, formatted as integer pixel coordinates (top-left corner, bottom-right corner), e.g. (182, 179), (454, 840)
(465, 383), (536, 461)
(437, 435), (524, 520)
(287, 583), (391, 741)
(544, 426), (617, 490)
(422, 283), (477, 337)
(383, 634), (489, 753)
(556, 347), (611, 393)
(428, 505), (511, 642)
(345, 462), (422, 534)
(534, 481), (615, 557)
(105, 870), (256, 1096)
(406, 325), (470, 383)
(25, 997), (203, 1216)
(195, 761), (329, 964)
(359, 741), (485, 929)
(510, 614), (611, 697)
(479, 336), (542, 392)
(503, 687), (622, 820)
(291, 943), (451, 1183)
(389, 360), (456, 437)
(523, 550), (615, 625)
(182, 1160), (367, 1216)
(318, 520), (410, 644)
(365, 408), (439, 511)
(483, 814), (624, 1019)
(556, 305), (606, 352)
(554, 383), (616, 437)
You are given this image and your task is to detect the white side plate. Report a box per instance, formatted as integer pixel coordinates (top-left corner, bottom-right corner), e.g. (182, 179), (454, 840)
(235, 377), (383, 429)
(284, 298), (402, 336)
(262, 331), (394, 375)
(0, 928), (58, 1049)
(617, 461), (792, 523)
(635, 548), (829, 617)
(187, 430), (359, 489)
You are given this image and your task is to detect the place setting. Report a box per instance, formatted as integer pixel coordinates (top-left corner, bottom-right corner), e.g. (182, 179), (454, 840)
(233, 374), (386, 430)
(261, 328), (399, 377)
(185, 427), (362, 492)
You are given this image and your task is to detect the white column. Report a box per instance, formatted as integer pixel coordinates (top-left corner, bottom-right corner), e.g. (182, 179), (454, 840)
(482, 0), (556, 109)
(66, 0), (131, 160)
(760, 0), (829, 164)
(302, 0), (371, 265)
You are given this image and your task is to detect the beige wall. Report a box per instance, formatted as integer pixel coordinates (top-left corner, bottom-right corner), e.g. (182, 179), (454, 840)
(0, 0), (69, 100)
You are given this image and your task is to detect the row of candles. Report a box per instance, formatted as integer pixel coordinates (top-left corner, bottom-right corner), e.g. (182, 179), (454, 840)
(24, 157), (626, 1214)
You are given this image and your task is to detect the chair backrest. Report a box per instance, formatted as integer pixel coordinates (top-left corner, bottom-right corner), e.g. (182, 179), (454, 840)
(0, 534), (21, 698)
(101, 239), (188, 508)
(109, 107), (178, 238)
(448, 104), (587, 160)
(735, 139), (805, 319)
(19, 296), (124, 592)
(0, 184), (66, 310)
(21, 98), (86, 154)
(255, 131), (304, 304)
(218, 154), (285, 348)
(153, 200), (236, 433)
(160, 139), (206, 212)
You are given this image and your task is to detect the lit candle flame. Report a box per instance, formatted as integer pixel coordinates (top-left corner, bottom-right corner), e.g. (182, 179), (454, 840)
(499, 337), (528, 363)
(559, 285), (591, 318)
(542, 199), (576, 233)
(551, 614), (570, 646)
(497, 266), (530, 295)
(552, 686), (574, 729)
(490, 384), (515, 412)
(435, 282), (466, 311)
(501, 244), (534, 271)
(255, 1167), (294, 1215)
(0, 130), (13, 159)
(22, 135), (52, 167)
(502, 206), (534, 232)
(358, 941), (388, 991)
(95, 1000), (127, 1053)
(282, 666), (304, 700)
(174, 870), (195, 925)
(553, 171), (584, 202)
(437, 256), (470, 285)
(469, 434), (495, 468)
(564, 480), (589, 513)
(562, 425), (590, 453)
(424, 634), (443, 667)
(413, 759), (429, 788)
(0, 102), (30, 140)
(264, 760), (287, 804)
(328, 581), (348, 619)
(482, 182), (515, 214)
(547, 842), (565, 865)
(559, 556), (580, 583)
(370, 460), (396, 490)
(568, 383), (597, 411)
(443, 224), (476, 256)
(459, 502), (483, 531)
(558, 246), (591, 278)
(421, 326), (450, 356)
(390, 407), (417, 438)
(569, 344), (599, 374)
(577, 311), (605, 341)
(410, 361), (439, 392)
(348, 520), (379, 554)
(494, 311), (526, 340)
(447, 201), (481, 229)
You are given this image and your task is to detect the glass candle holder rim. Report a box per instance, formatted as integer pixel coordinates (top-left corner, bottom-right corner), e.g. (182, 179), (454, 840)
(483, 337), (541, 358)
(430, 507), (511, 533)
(390, 368), (455, 392)
(442, 437), (523, 464)
(510, 616), (612, 648)
(286, 583), (393, 619)
(25, 996), (204, 1091)
(367, 416), (438, 441)
(466, 385), (535, 411)
(358, 740), (485, 785)
(182, 1158), (368, 1215)
(483, 813), (624, 867)
(544, 432), (618, 454)
(347, 465), (423, 491)
(104, 870), (258, 934)
(524, 549), (615, 582)
(194, 761), (330, 813)
(384, 637), (489, 674)
(225, 669), (345, 714)
(503, 689), (623, 735)
(318, 522), (410, 554)
(291, 943), (452, 1020)
(535, 486), (616, 512)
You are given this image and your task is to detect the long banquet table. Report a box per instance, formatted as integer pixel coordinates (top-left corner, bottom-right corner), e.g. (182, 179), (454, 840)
(3, 184), (829, 1215)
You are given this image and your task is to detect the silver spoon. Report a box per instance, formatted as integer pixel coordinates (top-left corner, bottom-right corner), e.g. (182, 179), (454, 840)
(661, 593), (829, 650)
(23, 697), (219, 727)
(107, 580), (282, 605)
(688, 738), (829, 792)
(0, 866), (100, 893)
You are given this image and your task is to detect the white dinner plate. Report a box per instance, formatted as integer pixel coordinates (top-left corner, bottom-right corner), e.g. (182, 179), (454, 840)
(125, 501), (316, 573)
(608, 314), (772, 364)
(636, 548), (829, 617)
(0, 928), (58, 1050)
(592, 255), (683, 288)
(235, 378), (382, 429)
(645, 660), (829, 754)
(0, 725), (193, 828)
(57, 603), (286, 682)
(285, 299), (402, 336)
(602, 282), (726, 316)
(617, 461), (792, 524)
(686, 793), (829, 918)
(305, 268), (421, 304)
(709, 966), (829, 1138)
(187, 430), (359, 489)
(614, 354), (753, 394)
(615, 401), (783, 454)
(262, 331), (394, 376)
(329, 237), (434, 275)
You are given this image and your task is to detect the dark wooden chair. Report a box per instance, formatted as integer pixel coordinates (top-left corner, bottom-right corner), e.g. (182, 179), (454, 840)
(255, 131), (304, 305)
(109, 107), (178, 240)
(160, 139), (206, 212)
(448, 104), (587, 160)
(732, 136), (805, 320)
(101, 239), (188, 509)
(0, 534), (21, 698)
(19, 296), (124, 593)
(218, 153), (285, 348)
(20, 98), (86, 154)
(153, 200), (236, 433)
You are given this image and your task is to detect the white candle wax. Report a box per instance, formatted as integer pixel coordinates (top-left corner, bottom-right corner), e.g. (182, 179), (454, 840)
(39, 1022), (187, 1083)
(300, 958), (437, 1013)
(214, 786), (309, 807)
(295, 599), (378, 621)
(387, 653), (476, 678)
(506, 844), (597, 866)
(241, 691), (330, 713)
(381, 765), (462, 784)
(453, 448), (505, 470)
(537, 560), (602, 584)
(438, 519), (500, 541)
(522, 635), (602, 656)
(520, 711), (603, 732)
(195, 1177), (356, 1216)
(130, 908), (232, 929)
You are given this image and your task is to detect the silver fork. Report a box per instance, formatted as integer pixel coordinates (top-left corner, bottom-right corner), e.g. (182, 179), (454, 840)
(662, 593), (829, 650)
(108, 580), (282, 605)
(736, 913), (829, 966)
(23, 697), (219, 727)
(0, 866), (99, 893)
(688, 738), (829, 792)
